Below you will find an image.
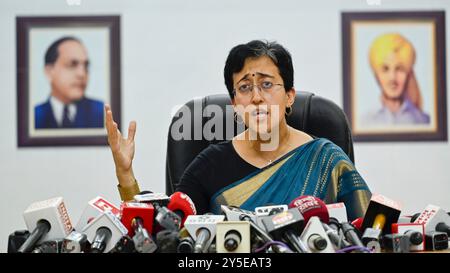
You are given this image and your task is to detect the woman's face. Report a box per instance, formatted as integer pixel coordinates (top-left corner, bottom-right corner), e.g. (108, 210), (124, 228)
(232, 56), (294, 136)
(374, 52), (410, 100)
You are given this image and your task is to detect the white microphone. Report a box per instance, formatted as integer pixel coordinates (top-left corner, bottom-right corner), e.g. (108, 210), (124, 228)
(82, 210), (128, 253)
(184, 215), (225, 253)
(221, 205), (257, 223)
(326, 203), (348, 223)
(391, 223), (425, 252)
(62, 231), (89, 253)
(413, 204), (450, 234)
(300, 216), (335, 253)
(75, 196), (120, 232)
(19, 197), (73, 253)
(216, 221), (251, 253)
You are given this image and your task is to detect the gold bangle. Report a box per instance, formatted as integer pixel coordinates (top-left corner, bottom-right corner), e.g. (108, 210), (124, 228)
(117, 179), (141, 201)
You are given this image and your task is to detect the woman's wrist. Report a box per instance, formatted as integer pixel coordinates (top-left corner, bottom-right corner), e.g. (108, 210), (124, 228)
(116, 168), (140, 201)
(116, 168), (136, 187)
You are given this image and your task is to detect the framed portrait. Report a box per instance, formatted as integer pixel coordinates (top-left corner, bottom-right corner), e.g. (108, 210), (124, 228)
(17, 16), (121, 146)
(342, 11), (447, 142)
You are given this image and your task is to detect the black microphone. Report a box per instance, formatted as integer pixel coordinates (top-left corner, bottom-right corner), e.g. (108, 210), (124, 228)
(224, 230), (242, 251)
(90, 227), (112, 253)
(341, 222), (365, 250)
(260, 208), (308, 253)
(436, 222), (450, 236)
(7, 230), (30, 253)
(156, 230), (179, 253)
(18, 220), (51, 253)
(134, 191), (182, 231)
(32, 239), (64, 253)
(109, 235), (136, 253)
(177, 228), (195, 253)
(404, 230), (424, 246)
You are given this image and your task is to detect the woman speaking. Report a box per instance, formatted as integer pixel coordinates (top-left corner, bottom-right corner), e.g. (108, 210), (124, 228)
(105, 40), (372, 221)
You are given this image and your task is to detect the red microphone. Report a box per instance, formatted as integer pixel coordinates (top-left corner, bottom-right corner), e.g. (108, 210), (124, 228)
(120, 202), (154, 236)
(351, 217), (364, 231)
(168, 192), (197, 227)
(120, 202), (157, 253)
(288, 195), (329, 224)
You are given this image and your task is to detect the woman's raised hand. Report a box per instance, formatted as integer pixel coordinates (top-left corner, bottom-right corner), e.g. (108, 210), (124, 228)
(105, 104), (137, 186)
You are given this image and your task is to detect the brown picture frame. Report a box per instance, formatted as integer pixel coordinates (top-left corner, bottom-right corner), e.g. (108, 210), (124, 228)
(17, 15), (121, 146)
(342, 11), (447, 142)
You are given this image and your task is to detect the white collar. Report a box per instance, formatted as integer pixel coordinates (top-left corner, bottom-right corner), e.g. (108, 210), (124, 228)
(49, 96), (77, 127)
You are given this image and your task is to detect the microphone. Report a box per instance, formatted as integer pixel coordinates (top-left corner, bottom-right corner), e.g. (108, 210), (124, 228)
(410, 212), (422, 223)
(341, 222), (365, 249)
(391, 223), (425, 251)
(156, 230), (180, 253)
(351, 217), (364, 231)
(414, 204), (450, 236)
(221, 205), (258, 223)
(300, 216), (335, 253)
(219, 205), (292, 253)
(120, 202), (156, 253)
(134, 192), (182, 231)
(362, 214), (385, 246)
(300, 216), (334, 253)
(177, 227), (195, 253)
(382, 234), (410, 253)
(326, 203), (348, 223)
(216, 221), (251, 253)
(32, 239), (64, 253)
(168, 192), (197, 227)
(326, 217), (351, 249)
(82, 210), (128, 253)
(425, 231), (448, 251)
(288, 196), (341, 251)
(361, 194), (401, 248)
(109, 235), (136, 253)
(75, 196), (120, 232)
(361, 194), (402, 235)
(436, 222), (450, 236)
(288, 195), (329, 224)
(19, 197), (73, 253)
(254, 204), (289, 230)
(260, 208), (308, 253)
(184, 214), (225, 253)
(7, 230), (30, 253)
(62, 231), (89, 253)
(255, 204), (288, 216)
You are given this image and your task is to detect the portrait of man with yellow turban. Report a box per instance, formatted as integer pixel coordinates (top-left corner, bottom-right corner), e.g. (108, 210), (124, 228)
(363, 33), (430, 125)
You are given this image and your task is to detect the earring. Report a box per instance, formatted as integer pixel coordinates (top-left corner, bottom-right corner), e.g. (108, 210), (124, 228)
(234, 112), (245, 124)
(285, 105), (293, 116)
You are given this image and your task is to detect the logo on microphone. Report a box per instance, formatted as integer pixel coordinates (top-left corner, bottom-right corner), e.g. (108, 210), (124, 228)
(272, 211), (293, 225)
(371, 194), (402, 211)
(181, 193), (197, 215)
(415, 209), (437, 224)
(293, 196), (320, 212)
(58, 202), (73, 234)
(93, 198), (120, 216)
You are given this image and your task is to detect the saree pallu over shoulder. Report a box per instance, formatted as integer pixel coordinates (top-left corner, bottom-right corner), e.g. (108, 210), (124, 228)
(210, 138), (371, 220)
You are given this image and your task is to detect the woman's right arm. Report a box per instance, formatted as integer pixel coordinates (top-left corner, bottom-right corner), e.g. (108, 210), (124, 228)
(105, 104), (140, 201)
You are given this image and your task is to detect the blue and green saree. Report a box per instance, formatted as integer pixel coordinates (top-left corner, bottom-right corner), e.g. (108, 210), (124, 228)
(210, 138), (371, 220)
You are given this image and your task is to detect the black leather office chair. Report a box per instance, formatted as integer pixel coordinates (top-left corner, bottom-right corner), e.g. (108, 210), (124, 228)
(165, 91), (355, 195)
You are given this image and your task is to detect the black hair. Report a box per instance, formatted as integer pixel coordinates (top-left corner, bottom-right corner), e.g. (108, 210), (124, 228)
(223, 40), (294, 98)
(44, 36), (81, 65)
